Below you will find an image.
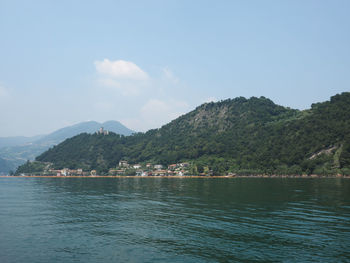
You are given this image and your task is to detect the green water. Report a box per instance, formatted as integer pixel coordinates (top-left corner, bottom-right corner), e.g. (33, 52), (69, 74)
(0, 178), (349, 262)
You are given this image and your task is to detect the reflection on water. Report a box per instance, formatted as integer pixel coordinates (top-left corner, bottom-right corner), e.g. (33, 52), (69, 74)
(0, 178), (349, 262)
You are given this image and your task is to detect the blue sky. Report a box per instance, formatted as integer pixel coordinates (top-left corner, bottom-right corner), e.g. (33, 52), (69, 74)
(0, 0), (349, 136)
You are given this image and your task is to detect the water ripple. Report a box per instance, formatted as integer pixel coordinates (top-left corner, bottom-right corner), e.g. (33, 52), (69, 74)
(0, 178), (349, 262)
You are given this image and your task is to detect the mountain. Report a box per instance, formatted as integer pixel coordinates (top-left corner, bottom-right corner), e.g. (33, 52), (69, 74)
(34, 121), (134, 145)
(17, 92), (350, 176)
(0, 121), (134, 173)
(0, 157), (13, 174)
(102, 121), (135, 136)
(0, 135), (44, 148)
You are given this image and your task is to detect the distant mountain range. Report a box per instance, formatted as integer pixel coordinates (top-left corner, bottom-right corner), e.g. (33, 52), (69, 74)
(0, 135), (44, 148)
(17, 92), (350, 176)
(0, 121), (134, 174)
(34, 120), (134, 146)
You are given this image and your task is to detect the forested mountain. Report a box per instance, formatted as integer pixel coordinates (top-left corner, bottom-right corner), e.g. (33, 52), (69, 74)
(0, 121), (134, 174)
(34, 120), (134, 145)
(17, 93), (350, 175)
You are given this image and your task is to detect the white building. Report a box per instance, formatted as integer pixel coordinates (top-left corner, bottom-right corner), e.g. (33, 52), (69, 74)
(61, 168), (69, 176)
(119, 161), (129, 167)
(154, 164), (163, 170)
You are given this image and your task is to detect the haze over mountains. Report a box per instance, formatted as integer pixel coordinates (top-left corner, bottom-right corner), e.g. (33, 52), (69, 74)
(0, 121), (134, 173)
(18, 92), (350, 176)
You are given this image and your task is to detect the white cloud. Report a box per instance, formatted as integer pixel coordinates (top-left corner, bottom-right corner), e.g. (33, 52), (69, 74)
(92, 61), (190, 131)
(95, 59), (149, 80)
(94, 59), (150, 96)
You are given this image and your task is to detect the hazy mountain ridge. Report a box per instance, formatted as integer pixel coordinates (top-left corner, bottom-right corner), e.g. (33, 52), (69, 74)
(34, 121), (134, 145)
(0, 121), (134, 173)
(0, 135), (44, 148)
(18, 92), (350, 176)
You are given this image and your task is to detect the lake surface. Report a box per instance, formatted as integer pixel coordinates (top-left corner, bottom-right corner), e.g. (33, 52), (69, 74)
(0, 178), (349, 262)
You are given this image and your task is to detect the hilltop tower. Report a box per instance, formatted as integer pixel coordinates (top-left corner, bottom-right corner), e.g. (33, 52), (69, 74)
(97, 127), (109, 135)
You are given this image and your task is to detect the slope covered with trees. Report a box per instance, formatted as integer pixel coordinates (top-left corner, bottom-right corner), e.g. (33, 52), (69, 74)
(17, 93), (350, 175)
(0, 120), (134, 173)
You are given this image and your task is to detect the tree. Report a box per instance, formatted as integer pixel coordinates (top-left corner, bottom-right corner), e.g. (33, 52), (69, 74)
(340, 140), (350, 168)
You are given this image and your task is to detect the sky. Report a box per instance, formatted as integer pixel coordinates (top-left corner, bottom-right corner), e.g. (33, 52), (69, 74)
(0, 0), (349, 136)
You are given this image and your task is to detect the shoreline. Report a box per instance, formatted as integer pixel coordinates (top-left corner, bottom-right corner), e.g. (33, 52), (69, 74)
(1, 175), (349, 178)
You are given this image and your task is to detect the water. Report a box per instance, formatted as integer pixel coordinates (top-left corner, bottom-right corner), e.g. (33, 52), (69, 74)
(0, 178), (349, 262)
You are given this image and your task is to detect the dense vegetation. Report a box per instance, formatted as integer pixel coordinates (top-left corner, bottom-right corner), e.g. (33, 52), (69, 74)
(15, 160), (49, 175)
(16, 93), (350, 175)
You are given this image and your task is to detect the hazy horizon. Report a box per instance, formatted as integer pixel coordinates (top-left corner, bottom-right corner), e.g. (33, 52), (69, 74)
(1, 0), (349, 137)
(0, 93), (346, 138)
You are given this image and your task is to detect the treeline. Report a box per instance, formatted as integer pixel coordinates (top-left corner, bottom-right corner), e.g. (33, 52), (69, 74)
(15, 160), (49, 175)
(17, 92), (350, 175)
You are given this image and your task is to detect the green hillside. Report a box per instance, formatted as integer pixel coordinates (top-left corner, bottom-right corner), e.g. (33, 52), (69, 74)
(0, 120), (134, 173)
(16, 93), (350, 176)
